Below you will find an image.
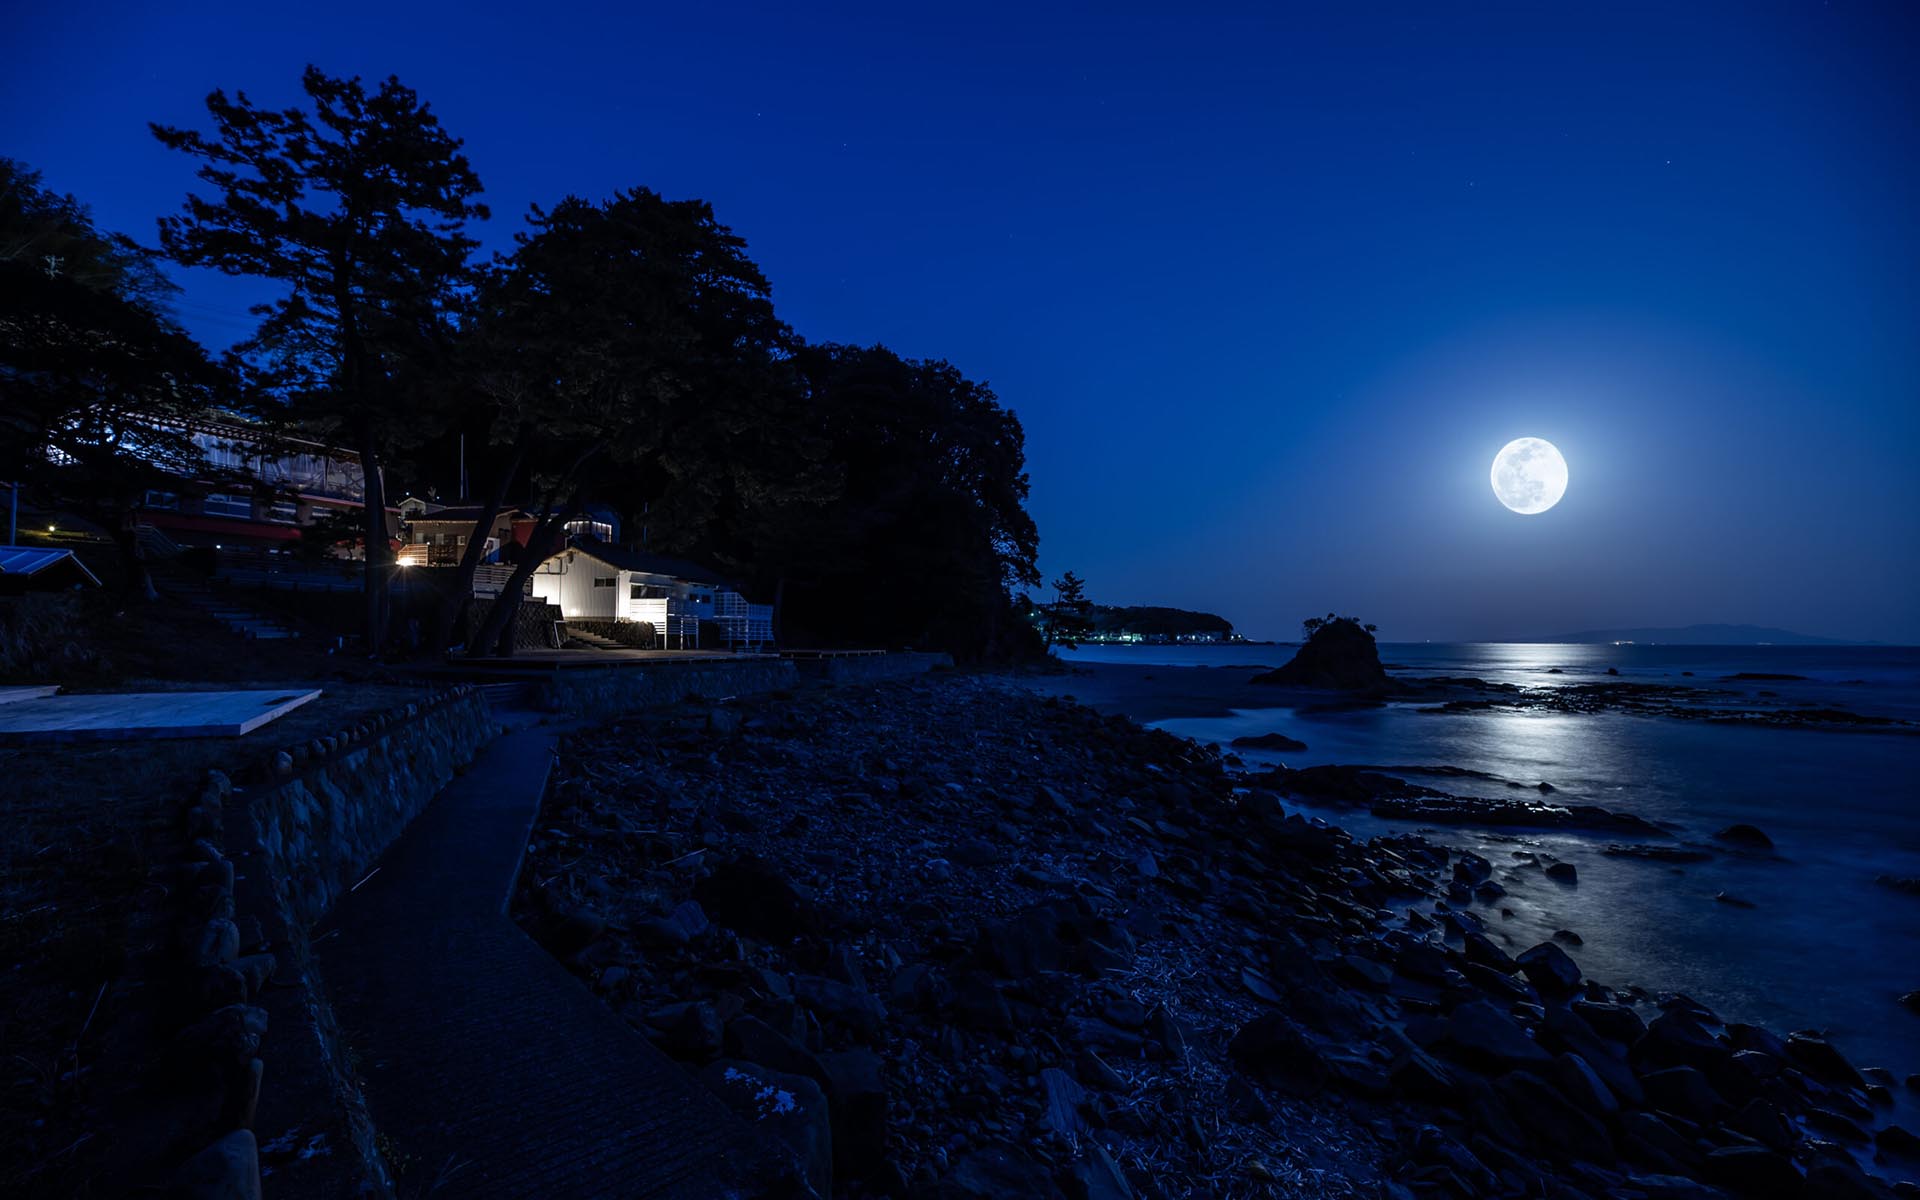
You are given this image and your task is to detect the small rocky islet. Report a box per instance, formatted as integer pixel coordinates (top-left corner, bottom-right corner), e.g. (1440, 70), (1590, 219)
(513, 675), (1920, 1199)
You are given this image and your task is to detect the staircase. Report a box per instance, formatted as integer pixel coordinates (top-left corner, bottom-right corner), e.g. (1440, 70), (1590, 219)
(131, 522), (185, 562)
(150, 560), (303, 641)
(564, 628), (624, 651)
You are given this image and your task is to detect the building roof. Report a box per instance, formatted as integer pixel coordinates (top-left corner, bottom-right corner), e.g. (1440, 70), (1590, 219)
(0, 546), (103, 587)
(570, 538), (736, 587)
(408, 505), (533, 524)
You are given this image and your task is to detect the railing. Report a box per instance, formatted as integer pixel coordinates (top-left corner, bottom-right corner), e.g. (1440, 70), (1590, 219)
(471, 564), (520, 598)
(714, 592), (775, 650)
(630, 597), (701, 649)
(131, 523), (185, 561)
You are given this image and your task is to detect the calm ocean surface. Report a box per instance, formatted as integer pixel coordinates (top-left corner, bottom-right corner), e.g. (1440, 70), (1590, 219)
(1062, 642), (1920, 1099)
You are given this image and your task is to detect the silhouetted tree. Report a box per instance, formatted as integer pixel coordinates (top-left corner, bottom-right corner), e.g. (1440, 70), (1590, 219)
(772, 343), (1041, 658)
(457, 189), (801, 655)
(152, 66), (487, 651)
(1038, 570), (1095, 651)
(0, 159), (230, 597)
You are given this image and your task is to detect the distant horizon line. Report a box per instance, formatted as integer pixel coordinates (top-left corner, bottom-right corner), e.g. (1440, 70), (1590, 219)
(1221, 620), (1900, 647)
(1092, 637), (1909, 648)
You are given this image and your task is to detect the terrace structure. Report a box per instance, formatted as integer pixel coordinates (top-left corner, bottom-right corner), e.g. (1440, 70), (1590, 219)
(132, 414), (398, 554)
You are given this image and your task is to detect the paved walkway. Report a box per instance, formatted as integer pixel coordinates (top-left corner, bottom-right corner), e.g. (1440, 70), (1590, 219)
(313, 710), (796, 1198)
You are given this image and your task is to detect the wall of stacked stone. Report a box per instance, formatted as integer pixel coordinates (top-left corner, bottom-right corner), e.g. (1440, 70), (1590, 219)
(463, 598), (566, 650)
(526, 656), (799, 714)
(146, 767), (274, 1199)
(152, 685), (495, 1198)
(249, 687), (494, 930)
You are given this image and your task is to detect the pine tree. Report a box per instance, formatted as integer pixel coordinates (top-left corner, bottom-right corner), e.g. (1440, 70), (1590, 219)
(152, 67), (487, 651)
(1040, 570), (1095, 651)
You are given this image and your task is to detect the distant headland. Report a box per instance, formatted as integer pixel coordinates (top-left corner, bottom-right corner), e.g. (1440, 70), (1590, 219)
(1084, 604), (1244, 644)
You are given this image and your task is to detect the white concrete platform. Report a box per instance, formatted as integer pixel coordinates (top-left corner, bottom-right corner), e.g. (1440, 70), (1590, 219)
(0, 688), (322, 742)
(0, 685), (61, 706)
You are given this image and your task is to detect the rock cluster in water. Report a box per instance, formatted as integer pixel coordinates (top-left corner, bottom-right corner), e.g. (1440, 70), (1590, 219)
(1252, 619), (1390, 692)
(514, 676), (1919, 1199)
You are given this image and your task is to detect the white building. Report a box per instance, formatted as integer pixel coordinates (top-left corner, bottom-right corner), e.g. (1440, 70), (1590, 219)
(526, 540), (773, 650)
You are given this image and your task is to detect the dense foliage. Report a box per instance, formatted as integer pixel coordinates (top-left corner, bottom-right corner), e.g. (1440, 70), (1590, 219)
(0, 159), (230, 596)
(753, 343), (1041, 658)
(152, 67), (488, 647)
(7, 67), (1047, 660)
(454, 187), (809, 654)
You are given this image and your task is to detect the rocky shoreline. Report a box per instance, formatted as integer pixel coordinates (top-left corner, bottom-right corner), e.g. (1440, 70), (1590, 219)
(1400, 677), (1916, 733)
(513, 674), (1919, 1199)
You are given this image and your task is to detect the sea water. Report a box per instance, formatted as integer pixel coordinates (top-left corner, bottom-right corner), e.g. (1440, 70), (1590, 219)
(1063, 643), (1920, 1101)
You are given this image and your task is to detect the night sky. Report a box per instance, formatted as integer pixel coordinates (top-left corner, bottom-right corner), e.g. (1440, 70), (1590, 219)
(9, 2), (1917, 642)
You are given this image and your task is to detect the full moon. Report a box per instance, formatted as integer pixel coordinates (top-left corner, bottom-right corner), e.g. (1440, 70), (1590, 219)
(1491, 437), (1568, 514)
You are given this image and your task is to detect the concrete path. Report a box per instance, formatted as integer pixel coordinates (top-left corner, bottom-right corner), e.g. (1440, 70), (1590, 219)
(313, 710), (797, 1198)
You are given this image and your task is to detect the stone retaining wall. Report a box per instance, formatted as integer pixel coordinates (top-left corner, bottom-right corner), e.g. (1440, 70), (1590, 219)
(527, 657), (802, 715)
(245, 688), (495, 930)
(175, 685), (496, 1198)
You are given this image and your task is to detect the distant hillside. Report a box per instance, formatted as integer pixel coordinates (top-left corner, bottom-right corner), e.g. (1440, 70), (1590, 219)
(1529, 623), (1854, 646)
(1090, 605), (1235, 638)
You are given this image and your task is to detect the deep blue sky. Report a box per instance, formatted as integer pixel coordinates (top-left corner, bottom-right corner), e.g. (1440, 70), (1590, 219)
(9, 2), (1917, 641)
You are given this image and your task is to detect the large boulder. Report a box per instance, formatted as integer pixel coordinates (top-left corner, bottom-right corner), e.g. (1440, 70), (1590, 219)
(792, 975), (887, 1039)
(1516, 942), (1583, 994)
(1440, 1000), (1552, 1071)
(1641, 1065), (1724, 1125)
(699, 1060), (832, 1198)
(1785, 1031), (1865, 1089)
(172, 1130), (261, 1200)
(725, 1014), (829, 1092)
(1703, 1145), (1801, 1198)
(1713, 824), (1775, 852)
(1251, 618), (1389, 690)
(820, 1049), (888, 1180)
(1495, 1071), (1616, 1164)
(692, 856), (815, 942)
